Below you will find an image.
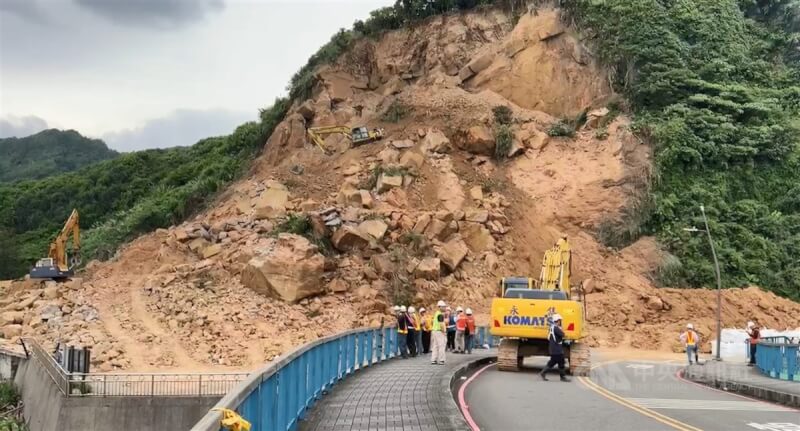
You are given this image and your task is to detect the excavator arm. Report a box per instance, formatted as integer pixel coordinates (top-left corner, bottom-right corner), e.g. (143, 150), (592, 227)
(307, 126), (352, 153)
(538, 237), (571, 294)
(49, 209), (80, 272)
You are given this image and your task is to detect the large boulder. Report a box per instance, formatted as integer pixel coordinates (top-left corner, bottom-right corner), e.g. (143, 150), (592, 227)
(414, 258), (441, 280)
(459, 126), (495, 156)
(459, 222), (496, 253)
(420, 129), (451, 153)
(438, 236), (469, 271)
(253, 185), (289, 220)
(359, 219), (388, 240)
(331, 226), (372, 251)
(377, 174), (403, 193)
(240, 234), (325, 303)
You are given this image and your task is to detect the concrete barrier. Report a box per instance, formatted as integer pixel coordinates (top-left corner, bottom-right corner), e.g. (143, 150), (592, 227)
(14, 350), (222, 431)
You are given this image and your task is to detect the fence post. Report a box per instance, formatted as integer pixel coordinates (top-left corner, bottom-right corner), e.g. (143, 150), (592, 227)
(199, 374), (203, 397)
(104, 375), (107, 397)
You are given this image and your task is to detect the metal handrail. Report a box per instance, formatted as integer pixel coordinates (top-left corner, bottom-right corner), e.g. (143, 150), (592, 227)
(192, 325), (499, 431)
(21, 338), (248, 397)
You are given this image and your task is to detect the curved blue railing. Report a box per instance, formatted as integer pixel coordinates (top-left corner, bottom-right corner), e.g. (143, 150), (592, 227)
(193, 325), (498, 430)
(754, 336), (799, 381)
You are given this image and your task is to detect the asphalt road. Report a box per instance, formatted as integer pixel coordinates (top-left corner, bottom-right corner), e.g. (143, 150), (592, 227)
(464, 358), (799, 431)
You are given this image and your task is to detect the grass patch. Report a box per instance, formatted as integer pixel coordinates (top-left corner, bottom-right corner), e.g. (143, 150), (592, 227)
(594, 127), (609, 140)
(271, 214), (312, 237)
(381, 100), (412, 123)
(494, 124), (513, 161)
(547, 121), (576, 137)
(492, 105), (513, 125)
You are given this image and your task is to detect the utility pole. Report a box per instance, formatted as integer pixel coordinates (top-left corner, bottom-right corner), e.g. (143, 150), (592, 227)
(684, 205), (723, 361)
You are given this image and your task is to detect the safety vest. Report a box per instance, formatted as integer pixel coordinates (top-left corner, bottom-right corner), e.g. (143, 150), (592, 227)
(413, 313), (421, 330)
(456, 316), (467, 331)
(397, 315), (408, 334)
(421, 315), (432, 331)
(432, 311), (443, 331)
(686, 331), (696, 346)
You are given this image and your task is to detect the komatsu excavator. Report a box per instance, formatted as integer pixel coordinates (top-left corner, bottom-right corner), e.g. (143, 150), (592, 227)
(306, 125), (384, 153)
(489, 237), (591, 375)
(30, 209), (81, 280)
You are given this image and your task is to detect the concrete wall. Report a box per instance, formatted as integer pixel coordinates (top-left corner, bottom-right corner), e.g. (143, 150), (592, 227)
(15, 357), (220, 431)
(0, 348), (24, 380)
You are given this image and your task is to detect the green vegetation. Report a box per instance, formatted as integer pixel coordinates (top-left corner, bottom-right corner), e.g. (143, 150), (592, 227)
(272, 214), (312, 237)
(493, 124), (513, 160)
(0, 129), (118, 183)
(381, 100), (412, 123)
(547, 121), (576, 137)
(0, 381), (25, 431)
(492, 105), (514, 125)
(0, 99), (289, 278)
(567, 0), (800, 300)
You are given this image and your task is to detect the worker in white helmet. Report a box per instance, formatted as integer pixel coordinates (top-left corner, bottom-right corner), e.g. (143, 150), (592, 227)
(680, 323), (700, 365)
(746, 321), (760, 366)
(397, 306), (409, 358)
(455, 306), (466, 353)
(420, 307), (431, 354)
(431, 300), (447, 364)
(406, 306), (418, 357)
(540, 313), (570, 381)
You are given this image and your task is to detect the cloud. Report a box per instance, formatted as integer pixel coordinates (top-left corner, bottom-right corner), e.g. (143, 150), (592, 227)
(0, 115), (50, 138)
(102, 108), (252, 152)
(0, 0), (49, 24)
(74, 0), (224, 28)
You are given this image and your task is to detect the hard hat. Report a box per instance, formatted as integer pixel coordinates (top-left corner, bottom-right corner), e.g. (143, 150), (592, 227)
(466, 308), (473, 315)
(456, 306), (463, 312)
(393, 305), (400, 312)
(400, 305), (407, 312)
(747, 321), (755, 328)
(686, 323), (693, 329)
(437, 300), (446, 307)
(552, 313), (563, 322)
(419, 307), (426, 312)
(408, 306), (416, 313)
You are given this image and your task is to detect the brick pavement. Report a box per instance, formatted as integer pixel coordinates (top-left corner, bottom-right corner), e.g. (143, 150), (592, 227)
(299, 351), (491, 431)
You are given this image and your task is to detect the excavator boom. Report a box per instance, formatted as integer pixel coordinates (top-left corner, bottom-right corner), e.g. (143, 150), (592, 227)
(30, 209), (81, 279)
(306, 125), (384, 153)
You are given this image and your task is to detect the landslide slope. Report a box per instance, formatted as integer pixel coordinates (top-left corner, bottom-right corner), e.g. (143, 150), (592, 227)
(2, 6), (798, 371)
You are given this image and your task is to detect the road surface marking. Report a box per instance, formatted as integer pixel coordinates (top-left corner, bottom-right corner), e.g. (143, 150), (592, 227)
(627, 364), (656, 370)
(747, 423), (800, 431)
(628, 398), (793, 411)
(578, 376), (702, 431)
(458, 362), (495, 431)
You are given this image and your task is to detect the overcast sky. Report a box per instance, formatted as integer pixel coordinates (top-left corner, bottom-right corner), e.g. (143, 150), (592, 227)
(0, 0), (393, 151)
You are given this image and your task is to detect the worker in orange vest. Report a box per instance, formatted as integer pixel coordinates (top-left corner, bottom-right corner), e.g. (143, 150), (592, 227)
(746, 321), (760, 366)
(420, 307), (432, 354)
(680, 323), (701, 365)
(464, 308), (476, 354)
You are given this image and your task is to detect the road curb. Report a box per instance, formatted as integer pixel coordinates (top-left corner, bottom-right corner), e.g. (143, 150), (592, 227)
(682, 367), (800, 409)
(448, 354), (497, 429)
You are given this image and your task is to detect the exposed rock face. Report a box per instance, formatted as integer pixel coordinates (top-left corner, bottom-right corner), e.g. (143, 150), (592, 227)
(240, 234), (325, 303)
(438, 236), (469, 271)
(331, 226), (372, 251)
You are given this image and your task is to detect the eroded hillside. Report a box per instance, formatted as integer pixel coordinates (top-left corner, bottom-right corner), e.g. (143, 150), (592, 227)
(2, 7), (799, 372)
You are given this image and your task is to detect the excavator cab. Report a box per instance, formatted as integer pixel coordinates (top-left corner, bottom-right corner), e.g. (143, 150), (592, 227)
(30, 209), (80, 280)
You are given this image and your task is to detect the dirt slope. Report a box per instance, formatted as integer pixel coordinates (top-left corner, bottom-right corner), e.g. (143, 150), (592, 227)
(2, 7), (798, 371)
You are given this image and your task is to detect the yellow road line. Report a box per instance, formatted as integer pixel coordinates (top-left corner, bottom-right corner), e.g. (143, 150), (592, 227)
(578, 375), (703, 431)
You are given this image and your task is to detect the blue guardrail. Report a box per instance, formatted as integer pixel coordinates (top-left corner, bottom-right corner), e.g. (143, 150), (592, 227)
(754, 336), (799, 382)
(193, 326), (497, 431)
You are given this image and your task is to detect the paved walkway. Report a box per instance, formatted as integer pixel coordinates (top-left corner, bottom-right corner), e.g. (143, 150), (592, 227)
(684, 360), (800, 407)
(299, 351), (491, 431)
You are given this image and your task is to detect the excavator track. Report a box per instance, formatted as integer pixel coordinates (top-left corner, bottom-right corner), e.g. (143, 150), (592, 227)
(568, 341), (591, 376)
(497, 338), (523, 371)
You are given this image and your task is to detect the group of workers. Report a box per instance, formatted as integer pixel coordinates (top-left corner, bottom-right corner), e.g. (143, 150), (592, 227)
(680, 320), (762, 366)
(394, 300), (477, 364)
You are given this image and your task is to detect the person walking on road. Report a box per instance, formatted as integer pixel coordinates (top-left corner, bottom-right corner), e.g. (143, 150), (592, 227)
(464, 308), (476, 354)
(406, 306), (418, 357)
(540, 314), (570, 382)
(746, 321), (760, 366)
(397, 305), (409, 358)
(446, 307), (456, 351)
(431, 300), (447, 365)
(420, 307), (431, 354)
(680, 323), (700, 365)
(455, 306), (466, 353)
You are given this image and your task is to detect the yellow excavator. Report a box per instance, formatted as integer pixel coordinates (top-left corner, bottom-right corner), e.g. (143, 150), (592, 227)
(489, 237), (591, 375)
(30, 209), (81, 280)
(306, 125), (384, 153)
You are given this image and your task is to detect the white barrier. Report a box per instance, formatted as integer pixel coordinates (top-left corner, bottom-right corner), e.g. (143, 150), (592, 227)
(712, 327), (800, 360)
